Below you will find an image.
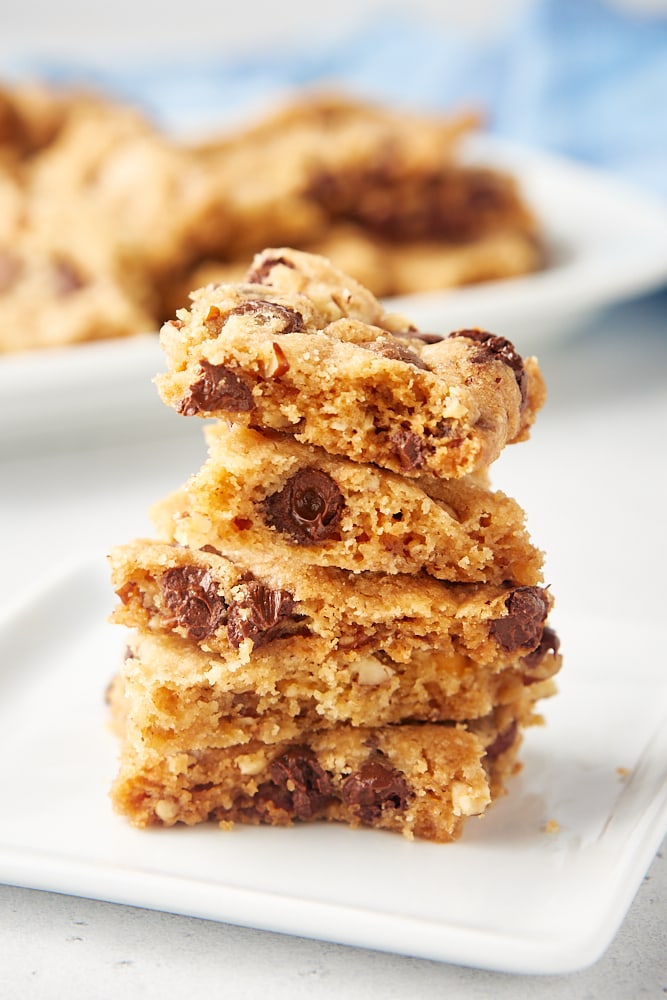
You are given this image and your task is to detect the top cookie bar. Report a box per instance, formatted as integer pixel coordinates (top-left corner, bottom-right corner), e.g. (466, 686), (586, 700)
(157, 247), (546, 479)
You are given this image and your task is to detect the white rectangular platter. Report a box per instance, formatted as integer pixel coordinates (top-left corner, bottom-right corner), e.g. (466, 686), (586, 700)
(0, 558), (665, 975)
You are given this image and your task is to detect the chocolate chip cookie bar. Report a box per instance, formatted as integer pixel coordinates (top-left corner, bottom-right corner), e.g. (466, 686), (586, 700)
(108, 699), (527, 841)
(109, 604), (557, 759)
(150, 422), (544, 584)
(109, 539), (559, 675)
(157, 247), (546, 479)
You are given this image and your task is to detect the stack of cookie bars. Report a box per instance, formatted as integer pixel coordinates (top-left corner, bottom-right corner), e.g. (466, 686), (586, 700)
(107, 247), (561, 842)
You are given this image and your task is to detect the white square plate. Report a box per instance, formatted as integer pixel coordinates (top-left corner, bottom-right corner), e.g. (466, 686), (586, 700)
(2, 137), (667, 451)
(0, 558), (665, 974)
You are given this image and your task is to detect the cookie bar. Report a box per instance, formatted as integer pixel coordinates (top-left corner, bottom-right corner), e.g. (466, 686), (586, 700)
(193, 92), (542, 297)
(193, 94), (483, 256)
(108, 617), (558, 754)
(150, 423), (544, 584)
(108, 700), (527, 841)
(109, 538), (559, 672)
(156, 248), (546, 479)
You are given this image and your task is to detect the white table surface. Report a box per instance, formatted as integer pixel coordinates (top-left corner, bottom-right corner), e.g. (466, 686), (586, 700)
(1, 291), (665, 997)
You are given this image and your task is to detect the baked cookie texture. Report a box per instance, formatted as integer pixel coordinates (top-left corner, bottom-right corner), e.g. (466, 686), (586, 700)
(156, 248), (546, 479)
(108, 249), (561, 842)
(0, 83), (542, 353)
(149, 422), (544, 584)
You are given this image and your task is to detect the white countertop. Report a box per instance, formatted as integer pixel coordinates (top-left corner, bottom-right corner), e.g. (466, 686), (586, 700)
(1, 292), (665, 997)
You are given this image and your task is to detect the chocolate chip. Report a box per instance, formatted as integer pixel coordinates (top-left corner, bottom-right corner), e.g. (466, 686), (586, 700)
(178, 359), (255, 415)
(364, 338), (430, 371)
(245, 255), (296, 284)
(449, 329), (528, 407)
(224, 299), (304, 334)
(160, 565), (226, 640)
(401, 329), (443, 345)
(485, 721), (518, 759)
(523, 625), (560, 670)
(307, 160), (522, 242)
(262, 467), (345, 544)
(267, 745), (335, 820)
(489, 587), (549, 652)
(227, 580), (297, 648)
(390, 428), (426, 471)
(342, 757), (413, 822)
(252, 780), (294, 817)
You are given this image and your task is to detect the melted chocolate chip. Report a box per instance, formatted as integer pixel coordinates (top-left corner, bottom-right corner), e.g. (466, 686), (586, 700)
(489, 587), (549, 653)
(342, 757), (413, 822)
(485, 721), (518, 759)
(449, 329), (527, 408)
(390, 428), (426, 471)
(262, 467), (345, 544)
(364, 338), (430, 371)
(266, 745), (335, 820)
(178, 359), (255, 415)
(522, 625), (560, 670)
(245, 255), (296, 284)
(160, 565), (226, 640)
(306, 164), (517, 243)
(400, 329), (443, 345)
(224, 299), (304, 334)
(227, 580), (297, 648)
(252, 779), (294, 817)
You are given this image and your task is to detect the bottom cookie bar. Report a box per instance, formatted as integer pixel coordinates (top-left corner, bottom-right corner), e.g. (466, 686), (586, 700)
(109, 700), (527, 843)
